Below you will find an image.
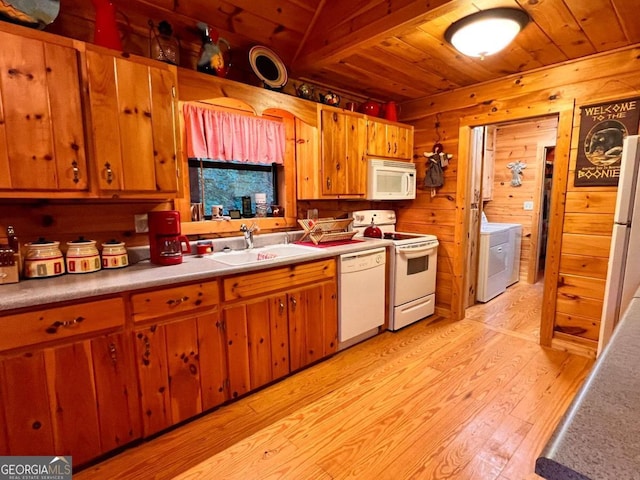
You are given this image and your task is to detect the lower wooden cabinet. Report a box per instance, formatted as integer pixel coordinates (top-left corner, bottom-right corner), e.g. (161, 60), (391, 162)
(0, 331), (139, 466)
(223, 292), (290, 398)
(0, 258), (340, 465)
(288, 282), (338, 371)
(134, 312), (227, 437)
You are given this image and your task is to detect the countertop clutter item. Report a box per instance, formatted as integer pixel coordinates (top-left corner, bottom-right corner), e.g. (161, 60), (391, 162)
(66, 237), (101, 274)
(363, 219), (383, 238)
(255, 193), (267, 217)
(101, 239), (128, 269)
(24, 238), (65, 278)
(298, 218), (356, 244)
(196, 22), (231, 78)
(148, 210), (190, 266)
(0, 243), (18, 285)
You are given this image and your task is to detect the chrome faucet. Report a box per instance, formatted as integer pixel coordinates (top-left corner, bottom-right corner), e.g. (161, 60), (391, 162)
(240, 222), (259, 249)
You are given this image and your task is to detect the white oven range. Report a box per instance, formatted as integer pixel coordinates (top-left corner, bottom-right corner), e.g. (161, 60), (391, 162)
(352, 210), (438, 330)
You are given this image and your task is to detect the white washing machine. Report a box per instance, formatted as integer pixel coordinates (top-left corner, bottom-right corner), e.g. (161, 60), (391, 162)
(477, 224), (511, 302)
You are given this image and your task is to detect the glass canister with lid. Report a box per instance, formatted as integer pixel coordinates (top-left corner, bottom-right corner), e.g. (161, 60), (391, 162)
(66, 237), (101, 274)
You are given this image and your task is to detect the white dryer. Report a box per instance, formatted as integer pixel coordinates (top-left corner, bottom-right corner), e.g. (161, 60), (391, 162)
(477, 224), (511, 302)
(485, 222), (522, 286)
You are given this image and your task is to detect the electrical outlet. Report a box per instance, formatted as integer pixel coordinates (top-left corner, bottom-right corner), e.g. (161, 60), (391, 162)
(523, 201), (534, 211)
(134, 214), (148, 233)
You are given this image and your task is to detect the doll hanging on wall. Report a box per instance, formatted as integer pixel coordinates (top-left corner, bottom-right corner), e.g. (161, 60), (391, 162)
(424, 143), (452, 196)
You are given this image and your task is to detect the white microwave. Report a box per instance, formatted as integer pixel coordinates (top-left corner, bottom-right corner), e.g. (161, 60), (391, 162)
(366, 159), (417, 200)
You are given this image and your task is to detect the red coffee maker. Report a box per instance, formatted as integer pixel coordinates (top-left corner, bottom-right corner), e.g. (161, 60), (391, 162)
(148, 210), (190, 266)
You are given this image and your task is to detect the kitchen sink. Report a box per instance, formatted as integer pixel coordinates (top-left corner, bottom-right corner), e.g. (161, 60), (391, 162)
(206, 243), (318, 266)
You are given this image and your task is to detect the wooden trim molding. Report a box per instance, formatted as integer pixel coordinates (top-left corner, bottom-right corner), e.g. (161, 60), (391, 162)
(455, 102), (575, 344)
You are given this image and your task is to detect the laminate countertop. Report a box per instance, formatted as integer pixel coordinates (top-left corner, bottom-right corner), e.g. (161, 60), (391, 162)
(0, 233), (392, 312)
(535, 292), (640, 480)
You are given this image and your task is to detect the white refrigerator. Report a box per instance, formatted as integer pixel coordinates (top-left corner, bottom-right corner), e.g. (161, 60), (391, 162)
(599, 134), (640, 355)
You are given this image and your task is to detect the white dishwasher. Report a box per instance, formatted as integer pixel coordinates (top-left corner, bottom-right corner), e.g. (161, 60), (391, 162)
(338, 247), (386, 350)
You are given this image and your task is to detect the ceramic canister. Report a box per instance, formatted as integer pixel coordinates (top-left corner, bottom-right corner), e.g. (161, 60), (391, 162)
(66, 237), (101, 274)
(101, 239), (129, 269)
(24, 238), (65, 278)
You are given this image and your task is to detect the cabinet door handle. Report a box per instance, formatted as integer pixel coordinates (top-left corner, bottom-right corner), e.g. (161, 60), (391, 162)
(104, 162), (113, 184)
(279, 299), (285, 315)
(394, 142), (398, 154)
(388, 141), (391, 153)
(109, 342), (118, 365)
(326, 177), (331, 190)
(71, 160), (80, 184)
(290, 296), (297, 310)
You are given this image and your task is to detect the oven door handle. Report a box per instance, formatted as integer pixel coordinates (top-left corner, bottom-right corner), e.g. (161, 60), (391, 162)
(396, 245), (437, 258)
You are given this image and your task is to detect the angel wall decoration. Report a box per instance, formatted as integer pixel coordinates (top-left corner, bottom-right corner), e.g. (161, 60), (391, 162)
(507, 160), (527, 187)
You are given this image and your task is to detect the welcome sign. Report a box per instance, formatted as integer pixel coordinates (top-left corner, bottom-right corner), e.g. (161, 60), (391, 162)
(574, 97), (640, 186)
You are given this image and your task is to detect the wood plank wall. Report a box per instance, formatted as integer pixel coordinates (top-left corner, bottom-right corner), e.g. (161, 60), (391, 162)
(0, 201), (171, 249)
(399, 45), (640, 356)
(484, 117), (558, 282)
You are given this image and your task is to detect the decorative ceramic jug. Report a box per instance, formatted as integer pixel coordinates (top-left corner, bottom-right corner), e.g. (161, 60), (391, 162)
(196, 22), (231, 78)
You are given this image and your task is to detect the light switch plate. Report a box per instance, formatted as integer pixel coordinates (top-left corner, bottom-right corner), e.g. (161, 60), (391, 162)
(523, 201), (534, 211)
(134, 214), (149, 233)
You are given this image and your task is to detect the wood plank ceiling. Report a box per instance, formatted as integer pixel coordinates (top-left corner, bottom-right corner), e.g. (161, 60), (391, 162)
(66, 0), (640, 103)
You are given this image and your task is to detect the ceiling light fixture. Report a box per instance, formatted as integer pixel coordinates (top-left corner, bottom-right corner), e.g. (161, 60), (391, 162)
(444, 8), (529, 59)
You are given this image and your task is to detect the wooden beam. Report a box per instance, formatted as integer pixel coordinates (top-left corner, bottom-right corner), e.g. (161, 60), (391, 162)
(292, 0), (462, 73)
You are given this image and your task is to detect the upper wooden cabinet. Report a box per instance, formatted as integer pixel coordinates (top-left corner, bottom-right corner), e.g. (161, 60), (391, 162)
(85, 48), (179, 196)
(319, 106), (367, 198)
(367, 118), (414, 160)
(0, 30), (88, 195)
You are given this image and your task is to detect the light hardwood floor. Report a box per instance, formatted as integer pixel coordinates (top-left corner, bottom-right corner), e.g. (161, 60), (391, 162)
(78, 282), (593, 479)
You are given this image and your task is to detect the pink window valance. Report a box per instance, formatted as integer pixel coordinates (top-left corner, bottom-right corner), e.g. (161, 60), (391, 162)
(183, 104), (285, 165)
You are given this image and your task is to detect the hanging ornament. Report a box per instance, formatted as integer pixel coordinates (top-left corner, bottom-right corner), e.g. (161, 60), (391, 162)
(423, 114), (453, 197)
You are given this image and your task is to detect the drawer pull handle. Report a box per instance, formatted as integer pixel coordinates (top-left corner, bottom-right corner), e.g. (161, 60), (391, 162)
(167, 296), (189, 306)
(45, 316), (85, 334)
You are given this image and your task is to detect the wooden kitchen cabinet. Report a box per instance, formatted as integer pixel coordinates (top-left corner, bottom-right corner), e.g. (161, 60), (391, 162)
(222, 259), (338, 386)
(367, 118), (414, 160)
(320, 106), (367, 197)
(295, 118), (321, 200)
(222, 292), (290, 398)
(288, 281), (338, 371)
(0, 30), (88, 195)
(85, 47), (179, 197)
(0, 298), (137, 466)
(132, 281), (226, 437)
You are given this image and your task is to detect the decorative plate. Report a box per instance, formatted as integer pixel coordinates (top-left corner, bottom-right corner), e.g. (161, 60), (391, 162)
(249, 46), (288, 89)
(0, 0), (60, 28)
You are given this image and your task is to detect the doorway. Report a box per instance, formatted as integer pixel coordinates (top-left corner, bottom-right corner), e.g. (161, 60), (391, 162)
(466, 116), (559, 311)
